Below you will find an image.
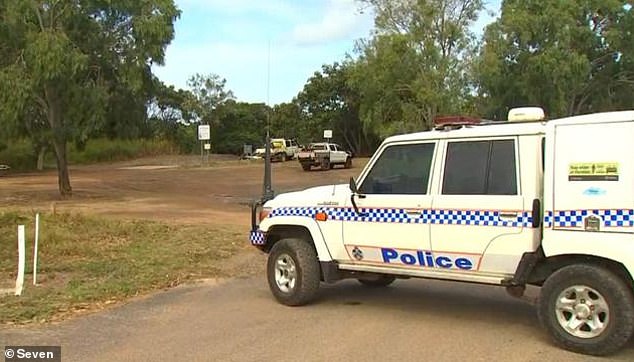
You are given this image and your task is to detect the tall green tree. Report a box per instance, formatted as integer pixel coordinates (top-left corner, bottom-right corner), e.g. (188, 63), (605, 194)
(185, 73), (235, 125)
(296, 62), (371, 154)
(0, 0), (180, 196)
(270, 102), (302, 141)
(354, 0), (483, 137)
(476, 0), (634, 119)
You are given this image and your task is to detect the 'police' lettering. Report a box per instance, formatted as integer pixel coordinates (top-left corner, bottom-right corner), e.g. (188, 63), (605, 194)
(380, 247), (474, 270)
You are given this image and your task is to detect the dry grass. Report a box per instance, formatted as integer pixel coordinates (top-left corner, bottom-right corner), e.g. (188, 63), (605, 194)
(0, 210), (245, 324)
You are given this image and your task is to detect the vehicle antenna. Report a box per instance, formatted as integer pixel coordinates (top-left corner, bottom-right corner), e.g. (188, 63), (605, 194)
(262, 39), (274, 201)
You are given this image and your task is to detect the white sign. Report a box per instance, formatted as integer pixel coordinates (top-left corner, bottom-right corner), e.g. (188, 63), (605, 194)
(198, 125), (211, 140)
(323, 129), (333, 139)
(204, 143), (211, 150)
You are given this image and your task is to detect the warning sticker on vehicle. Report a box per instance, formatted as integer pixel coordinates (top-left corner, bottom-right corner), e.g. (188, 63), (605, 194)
(569, 162), (619, 181)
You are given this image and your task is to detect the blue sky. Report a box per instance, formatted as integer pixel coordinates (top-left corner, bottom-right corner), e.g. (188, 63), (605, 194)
(153, 0), (501, 106)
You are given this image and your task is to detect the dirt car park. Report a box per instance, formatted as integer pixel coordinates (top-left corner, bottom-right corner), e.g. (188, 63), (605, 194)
(1, 155), (633, 361)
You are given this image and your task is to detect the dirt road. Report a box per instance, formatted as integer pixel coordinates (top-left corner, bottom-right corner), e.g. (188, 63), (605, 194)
(0, 155), (361, 226)
(2, 156), (634, 361)
(3, 273), (633, 361)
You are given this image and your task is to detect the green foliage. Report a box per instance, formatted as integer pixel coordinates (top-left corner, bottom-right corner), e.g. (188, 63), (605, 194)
(476, 0), (634, 118)
(353, 0), (484, 137)
(67, 138), (177, 164)
(212, 101), (268, 154)
(0, 139), (36, 171)
(0, 0), (181, 196)
(185, 73), (235, 126)
(296, 62), (375, 155)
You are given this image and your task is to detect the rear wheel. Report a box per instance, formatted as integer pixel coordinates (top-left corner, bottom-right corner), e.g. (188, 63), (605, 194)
(344, 157), (352, 169)
(267, 239), (321, 306)
(320, 158), (330, 171)
(358, 275), (396, 287)
(538, 264), (634, 356)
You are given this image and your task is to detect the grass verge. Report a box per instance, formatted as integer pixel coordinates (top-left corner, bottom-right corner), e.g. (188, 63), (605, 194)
(0, 211), (246, 325)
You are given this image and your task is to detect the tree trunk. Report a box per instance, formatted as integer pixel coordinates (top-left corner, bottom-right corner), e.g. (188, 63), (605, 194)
(52, 137), (72, 197)
(45, 86), (72, 197)
(36, 144), (47, 171)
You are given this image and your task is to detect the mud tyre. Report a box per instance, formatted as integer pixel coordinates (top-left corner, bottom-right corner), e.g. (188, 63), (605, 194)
(267, 239), (320, 306)
(538, 264), (634, 356)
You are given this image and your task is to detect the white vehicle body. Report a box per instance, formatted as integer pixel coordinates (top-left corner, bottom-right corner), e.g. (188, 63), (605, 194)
(297, 142), (352, 170)
(249, 109), (634, 356)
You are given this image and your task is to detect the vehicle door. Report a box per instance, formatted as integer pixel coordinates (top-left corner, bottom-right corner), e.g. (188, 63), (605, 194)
(430, 137), (541, 274)
(342, 142), (437, 267)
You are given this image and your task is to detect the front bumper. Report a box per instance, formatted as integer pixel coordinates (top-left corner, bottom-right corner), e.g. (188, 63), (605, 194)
(249, 229), (266, 245)
(249, 199), (267, 247)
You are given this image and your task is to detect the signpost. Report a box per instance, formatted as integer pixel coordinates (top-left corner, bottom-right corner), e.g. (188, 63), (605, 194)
(198, 125), (211, 166)
(324, 129), (332, 142)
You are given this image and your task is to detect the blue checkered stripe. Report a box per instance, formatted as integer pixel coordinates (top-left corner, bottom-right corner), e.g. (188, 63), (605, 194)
(269, 207), (533, 227)
(427, 209), (532, 227)
(250, 230), (266, 245)
(544, 209), (634, 228)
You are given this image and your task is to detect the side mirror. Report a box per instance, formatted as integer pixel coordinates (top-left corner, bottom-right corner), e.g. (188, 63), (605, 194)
(349, 177), (358, 193)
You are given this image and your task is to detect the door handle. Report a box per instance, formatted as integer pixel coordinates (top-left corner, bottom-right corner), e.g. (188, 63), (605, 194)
(498, 212), (519, 219)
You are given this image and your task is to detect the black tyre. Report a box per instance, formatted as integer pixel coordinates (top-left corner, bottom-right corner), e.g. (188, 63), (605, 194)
(538, 264), (634, 356)
(344, 157), (352, 169)
(301, 163), (311, 171)
(320, 158), (330, 171)
(358, 275), (396, 287)
(267, 239), (320, 306)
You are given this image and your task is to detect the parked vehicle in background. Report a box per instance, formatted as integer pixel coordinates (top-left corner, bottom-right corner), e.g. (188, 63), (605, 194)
(0, 164), (9, 176)
(252, 138), (299, 161)
(283, 139), (300, 160)
(297, 142), (352, 171)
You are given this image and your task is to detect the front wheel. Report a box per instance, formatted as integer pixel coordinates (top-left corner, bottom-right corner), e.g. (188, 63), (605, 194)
(344, 157), (352, 169)
(267, 239), (321, 306)
(538, 264), (634, 356)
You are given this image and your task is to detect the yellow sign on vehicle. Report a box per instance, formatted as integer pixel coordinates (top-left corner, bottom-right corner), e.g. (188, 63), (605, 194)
(568, 162), (619, 181)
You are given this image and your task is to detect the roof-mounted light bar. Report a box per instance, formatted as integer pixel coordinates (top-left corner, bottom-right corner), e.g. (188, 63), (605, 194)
(433, 115), (482, 130)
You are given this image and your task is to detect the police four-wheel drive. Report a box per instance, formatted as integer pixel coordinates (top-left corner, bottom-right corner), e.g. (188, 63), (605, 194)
(249, 107), (634, 356)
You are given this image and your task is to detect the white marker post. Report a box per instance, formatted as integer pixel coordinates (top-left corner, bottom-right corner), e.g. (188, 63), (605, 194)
(15, 225), (26, 296)
(33, 213), (40, 285)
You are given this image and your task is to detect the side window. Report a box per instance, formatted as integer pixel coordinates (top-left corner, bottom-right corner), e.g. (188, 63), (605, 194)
(329, 144), (336, 151)
(360, 143), (435, 195)
(442, 139), (517, 195)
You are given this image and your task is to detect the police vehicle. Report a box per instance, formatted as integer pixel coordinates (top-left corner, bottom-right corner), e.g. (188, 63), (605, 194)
(249, 107), (634, 356)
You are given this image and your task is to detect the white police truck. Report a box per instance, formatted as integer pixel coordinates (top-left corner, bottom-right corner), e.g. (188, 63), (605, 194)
(249, 107), (634, 356)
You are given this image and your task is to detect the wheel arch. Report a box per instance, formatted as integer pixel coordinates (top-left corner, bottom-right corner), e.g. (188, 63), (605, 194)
(528, 254), (634, 289)
(262, 221), (333, 262)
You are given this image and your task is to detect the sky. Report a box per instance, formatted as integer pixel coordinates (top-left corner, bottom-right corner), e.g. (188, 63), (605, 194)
(152, 0), (502, 106)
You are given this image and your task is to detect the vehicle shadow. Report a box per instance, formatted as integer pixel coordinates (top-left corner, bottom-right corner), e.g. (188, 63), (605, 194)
(313, 278), (634, 356)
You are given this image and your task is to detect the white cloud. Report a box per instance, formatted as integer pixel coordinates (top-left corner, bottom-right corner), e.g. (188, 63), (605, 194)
(291, 0), (373, 46)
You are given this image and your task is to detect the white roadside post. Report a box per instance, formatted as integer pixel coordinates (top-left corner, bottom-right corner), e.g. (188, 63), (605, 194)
(33, 213), (40, 285)
(15, 225), (26, 296)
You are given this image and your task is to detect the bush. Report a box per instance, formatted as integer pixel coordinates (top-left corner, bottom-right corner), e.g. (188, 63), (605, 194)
(0, 139), (36, 171)
(68, 138), (178, 164)
(0, 138), (180, 171)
